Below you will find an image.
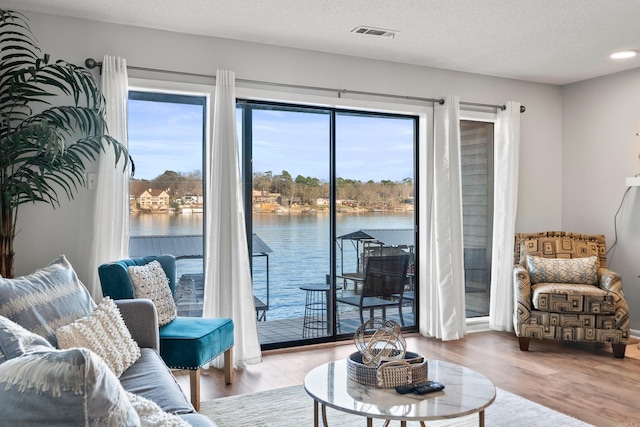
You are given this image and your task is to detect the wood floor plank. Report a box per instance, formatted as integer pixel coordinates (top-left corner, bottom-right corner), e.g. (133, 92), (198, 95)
(175, 331), (640, 426)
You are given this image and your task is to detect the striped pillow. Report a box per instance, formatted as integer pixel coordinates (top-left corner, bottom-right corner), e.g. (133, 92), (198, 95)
(0, 255), (95, 347)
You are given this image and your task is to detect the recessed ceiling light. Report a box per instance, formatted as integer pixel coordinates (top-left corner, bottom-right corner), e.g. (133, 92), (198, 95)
(610, 50), (637, 59)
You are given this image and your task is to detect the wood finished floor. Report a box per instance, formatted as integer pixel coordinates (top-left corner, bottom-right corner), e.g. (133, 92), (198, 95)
(174, 331), (640, 427)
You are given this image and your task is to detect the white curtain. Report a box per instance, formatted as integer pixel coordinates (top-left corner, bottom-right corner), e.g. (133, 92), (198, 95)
(421, 95), (466, 340)
(203, 70), (262, 368)
(489, 101), (521, 331)
(88, 55), (129, 301)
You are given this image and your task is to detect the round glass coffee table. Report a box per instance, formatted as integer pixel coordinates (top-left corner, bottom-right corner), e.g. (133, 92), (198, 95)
(304, 359), (496, 427)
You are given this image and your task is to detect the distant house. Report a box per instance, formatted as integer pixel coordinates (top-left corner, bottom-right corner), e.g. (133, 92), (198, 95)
(338, 199), (357, 207)
(183, 194), (203, 205)
(138, 189), (170, 210)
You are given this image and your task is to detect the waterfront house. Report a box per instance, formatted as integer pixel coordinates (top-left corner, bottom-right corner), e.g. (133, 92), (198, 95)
(137, 188), (171, 211)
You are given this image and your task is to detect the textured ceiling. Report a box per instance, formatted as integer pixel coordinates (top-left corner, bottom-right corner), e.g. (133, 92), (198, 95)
(3, 0), (640, 85)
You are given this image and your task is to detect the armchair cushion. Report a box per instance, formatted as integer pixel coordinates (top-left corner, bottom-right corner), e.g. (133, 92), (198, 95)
(527, 255), (598, 285)
(532, 283), (615, 314)
(159, 317), (234, 369)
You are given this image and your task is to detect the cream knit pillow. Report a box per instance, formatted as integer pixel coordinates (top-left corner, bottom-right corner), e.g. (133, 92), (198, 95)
(127, 261), (177, 326)
(55, 297), (141, 377)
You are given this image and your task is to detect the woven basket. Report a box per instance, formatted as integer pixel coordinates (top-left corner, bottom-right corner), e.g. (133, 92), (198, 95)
(347, 351), (428, 388)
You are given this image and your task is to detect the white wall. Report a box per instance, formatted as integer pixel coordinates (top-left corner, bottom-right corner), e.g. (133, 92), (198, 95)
(562, 68), (640, 330)
(14, 12), (563, 296)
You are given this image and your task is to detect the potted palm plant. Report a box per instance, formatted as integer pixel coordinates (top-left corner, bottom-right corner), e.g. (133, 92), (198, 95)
(0, 9), (128, 278)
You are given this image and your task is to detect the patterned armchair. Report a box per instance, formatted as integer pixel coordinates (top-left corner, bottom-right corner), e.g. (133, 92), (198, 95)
(513, 231), (629, 358)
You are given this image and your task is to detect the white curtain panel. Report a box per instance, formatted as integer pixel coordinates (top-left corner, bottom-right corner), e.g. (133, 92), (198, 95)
(87, 55), (130, 301)
(422, 95), (467, 340)
(203, 70), (262, 368)
(489, 101), (521, 331)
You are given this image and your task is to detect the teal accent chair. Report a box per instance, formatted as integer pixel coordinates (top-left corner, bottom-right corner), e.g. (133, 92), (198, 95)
(98, 255), (234, 410)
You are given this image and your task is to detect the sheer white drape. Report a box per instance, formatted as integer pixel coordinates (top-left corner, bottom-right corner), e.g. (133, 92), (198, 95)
(489, 101), (521, 331)
(421, 95), (466, 340)
(88, 55), (129, 301)
(203, 70), (262, 368)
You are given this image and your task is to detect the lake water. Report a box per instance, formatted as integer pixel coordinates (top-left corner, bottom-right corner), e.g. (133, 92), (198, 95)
(130, 212), (414, 320)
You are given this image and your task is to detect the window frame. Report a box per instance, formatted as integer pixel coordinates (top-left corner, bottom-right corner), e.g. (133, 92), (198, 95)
(460, 110), (497, 322)
(127, 79), (212, 317)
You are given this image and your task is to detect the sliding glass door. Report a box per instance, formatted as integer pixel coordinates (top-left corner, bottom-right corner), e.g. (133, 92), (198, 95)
(239, 101), (417, 348)
(335, 112), (416, 335)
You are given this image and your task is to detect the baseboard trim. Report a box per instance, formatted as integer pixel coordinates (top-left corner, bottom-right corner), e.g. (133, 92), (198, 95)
(466, 316), (491, 333)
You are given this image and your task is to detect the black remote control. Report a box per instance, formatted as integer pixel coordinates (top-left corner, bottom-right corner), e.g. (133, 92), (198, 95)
(395, 381), (444, 395)
(414, 381), (445, 394)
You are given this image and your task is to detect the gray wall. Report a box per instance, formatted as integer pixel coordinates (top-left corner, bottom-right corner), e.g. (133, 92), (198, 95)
(14, 12), (563, 311)
(562, 68), (640, 331)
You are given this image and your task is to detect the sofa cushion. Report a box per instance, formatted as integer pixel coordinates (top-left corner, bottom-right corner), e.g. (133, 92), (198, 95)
(0, 348), (139, 426)
(56, 297), (141, 377)
(0, 255), (95, 347)
(119, 348), (195, 415)
(532, 283), (616, 314)
(128, 261), (177, 326)
(527, 255), (598, 286)
(0, 315), (53, 365)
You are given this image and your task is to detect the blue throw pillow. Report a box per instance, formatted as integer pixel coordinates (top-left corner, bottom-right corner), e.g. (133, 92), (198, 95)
(0, 348), (140, 426)
(0, 255), (95, 347)
(0, 315), (53, 365)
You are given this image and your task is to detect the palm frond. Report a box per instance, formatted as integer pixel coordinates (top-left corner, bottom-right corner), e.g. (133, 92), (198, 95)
(0, 8), (129, 255)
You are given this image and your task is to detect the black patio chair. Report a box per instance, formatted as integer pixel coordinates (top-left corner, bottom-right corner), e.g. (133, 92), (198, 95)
(337, 254), (410, 326)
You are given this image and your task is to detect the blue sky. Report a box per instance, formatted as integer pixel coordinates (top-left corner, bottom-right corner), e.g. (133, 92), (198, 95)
(128, 100), (415, 182)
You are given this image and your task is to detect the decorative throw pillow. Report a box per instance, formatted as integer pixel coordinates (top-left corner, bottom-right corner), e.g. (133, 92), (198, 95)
(128, 261), (177, 326)
(127, 392), (191, 427)
(527, 255), (599, 285)
(0, 315), (53, 365)
(0, 348), (140, 426)
(0, 255), (95, 347)
(56, 297), (140, 378)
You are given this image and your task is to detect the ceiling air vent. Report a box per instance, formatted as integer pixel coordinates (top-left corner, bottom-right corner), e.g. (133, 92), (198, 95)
(351, 26), (398, 39)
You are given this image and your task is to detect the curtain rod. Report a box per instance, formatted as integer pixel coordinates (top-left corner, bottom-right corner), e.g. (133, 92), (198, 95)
(85, 58), (526, 113)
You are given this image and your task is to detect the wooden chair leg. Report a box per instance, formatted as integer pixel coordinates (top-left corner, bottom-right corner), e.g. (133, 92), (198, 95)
(224, 347), (233, 384)
(612, 343), (626, 359)
(190, 368), (200, 411)
(518, 337), (530, 351)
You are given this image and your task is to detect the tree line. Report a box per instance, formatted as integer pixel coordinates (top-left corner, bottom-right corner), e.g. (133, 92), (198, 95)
(131, 169), (414, 210)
